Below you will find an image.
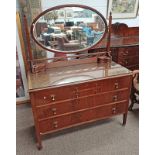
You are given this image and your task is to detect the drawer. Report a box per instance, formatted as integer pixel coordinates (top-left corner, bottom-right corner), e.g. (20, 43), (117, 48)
(34, 86), (73, 106)
(118, 56), (139, 66)
(36, 96), (95, 119)
(94, 101), (127, 119)
(39, 109), (93, 133)
(94, 89), (129, 107)
(96, 76), (131, 92)
(118, 47), (139, 57)
(127, 64), (139, 71)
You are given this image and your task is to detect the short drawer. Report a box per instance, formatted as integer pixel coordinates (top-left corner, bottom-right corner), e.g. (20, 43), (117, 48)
(127, 64), (139, 71)
(118, 47), (139, 57)
(33, 86), (73, 106)
(94, 89), (129, 107)
(94, 101), (127, 119)
(96, 75), (131, 92)
(118, 56), (139, 67)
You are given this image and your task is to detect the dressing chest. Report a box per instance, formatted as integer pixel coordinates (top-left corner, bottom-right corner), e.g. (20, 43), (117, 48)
(28, 62), (132, 149)
(25, 4), (134, 149)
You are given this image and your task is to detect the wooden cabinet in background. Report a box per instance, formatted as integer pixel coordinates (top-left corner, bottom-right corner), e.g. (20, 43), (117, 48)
(111, 45), (139, 70)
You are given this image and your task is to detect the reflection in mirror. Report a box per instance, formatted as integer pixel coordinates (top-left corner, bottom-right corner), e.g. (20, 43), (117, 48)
(32, 6), (107, 53)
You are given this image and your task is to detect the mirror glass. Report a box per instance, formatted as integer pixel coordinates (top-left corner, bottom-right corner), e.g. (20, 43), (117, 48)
(31, 6), (107, 53)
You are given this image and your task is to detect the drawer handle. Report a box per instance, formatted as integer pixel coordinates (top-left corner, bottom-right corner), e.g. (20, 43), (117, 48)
(52, 108), (57, 115)
(112, 108), (116, 114)
(43, 96), (47, 100)
(114, 83), (119, 89)
(123, 51), (128, 56)
(125, 51), (129, 54)
(125, 60), (128, 65)
(75, 94), (79, 98)
(50, 95), (55, 101)
(53, 121), (58, 128)
(113, 95), (118, 102)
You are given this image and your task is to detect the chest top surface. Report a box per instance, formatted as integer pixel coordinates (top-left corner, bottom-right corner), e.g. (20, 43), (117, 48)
(28, 62), (132, 92)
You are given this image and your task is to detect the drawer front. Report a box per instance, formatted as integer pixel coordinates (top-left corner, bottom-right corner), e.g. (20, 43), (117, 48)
(94, 101), (127, 119)
(118, 47), (139, 57)
(39, 101), (127, 133)
(118, 56), (139, 67)
(34, 86), (73, 106)
(94, 89), (129, 107)
(39, 109), (93, 133)
(127, 64), (139, 71)
(96, 76), (131, 92)
(36, 96), (94, 119)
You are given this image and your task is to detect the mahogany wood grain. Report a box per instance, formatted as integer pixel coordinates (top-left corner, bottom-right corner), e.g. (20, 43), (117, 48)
(28, 62), (132, 149)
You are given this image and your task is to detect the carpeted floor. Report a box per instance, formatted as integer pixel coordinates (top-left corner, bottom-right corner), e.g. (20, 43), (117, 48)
(16, 104), (139, 155)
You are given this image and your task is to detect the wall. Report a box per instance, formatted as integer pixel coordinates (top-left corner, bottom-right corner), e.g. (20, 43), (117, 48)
(41, 0), (139, 27)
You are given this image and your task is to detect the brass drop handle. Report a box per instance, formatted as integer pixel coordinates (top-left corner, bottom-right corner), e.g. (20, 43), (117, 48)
(113, 95), (118, 102)
(53, 121), (58, 128)
(50, 95), (55, 101)
(123, 50), (128, 55)
(125, 50), (129, 54)
(76, 93), (79, 98)
(114, 82), (119, 89)
(52, 108), (57, 115)
(125, 60), (128, 65)
(75, 87), (78, 92)
(112, 108), (116, 114)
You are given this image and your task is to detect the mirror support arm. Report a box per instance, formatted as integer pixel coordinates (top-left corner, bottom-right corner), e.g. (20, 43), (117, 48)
(106, 12), (112, 56)
(23, 14), (34, 72)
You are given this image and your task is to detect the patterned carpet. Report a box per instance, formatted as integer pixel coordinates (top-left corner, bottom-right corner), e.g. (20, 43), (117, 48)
(16, 104), (139, 155)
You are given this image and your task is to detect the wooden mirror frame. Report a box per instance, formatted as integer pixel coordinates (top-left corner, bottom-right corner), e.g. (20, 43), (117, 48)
(30, 4), (108, 54)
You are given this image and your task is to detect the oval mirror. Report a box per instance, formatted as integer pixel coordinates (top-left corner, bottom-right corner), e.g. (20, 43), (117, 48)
(31, 4), (108, 54)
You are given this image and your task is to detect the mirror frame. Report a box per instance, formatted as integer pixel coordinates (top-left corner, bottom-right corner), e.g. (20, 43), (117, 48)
(30, 4), (108, 54)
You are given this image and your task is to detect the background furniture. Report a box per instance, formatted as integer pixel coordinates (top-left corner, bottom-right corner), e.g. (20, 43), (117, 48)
(129, 70), (139, 111)
(57, 37), (80, 51)
(89, 23), (139, 71)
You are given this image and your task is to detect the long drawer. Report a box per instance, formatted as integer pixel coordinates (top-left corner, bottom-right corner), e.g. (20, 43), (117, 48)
(36, 89), (129, 120)
(38, 101), (127, 134)
(34, 76), (131, 106)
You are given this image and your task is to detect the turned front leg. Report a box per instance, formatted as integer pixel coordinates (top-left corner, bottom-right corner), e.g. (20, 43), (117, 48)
(36, 132), (42, 150)
(123, 113), (127, 126)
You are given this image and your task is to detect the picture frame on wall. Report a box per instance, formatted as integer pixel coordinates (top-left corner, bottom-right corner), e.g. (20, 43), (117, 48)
(107, 0), (139, 19)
